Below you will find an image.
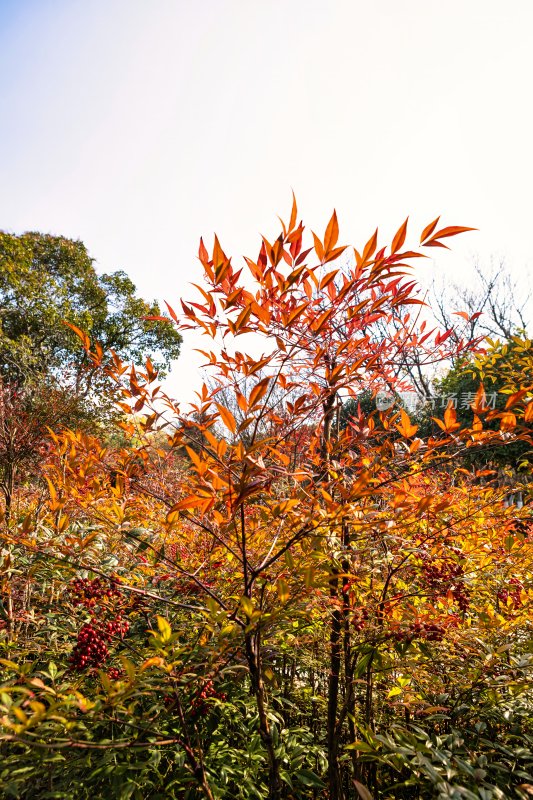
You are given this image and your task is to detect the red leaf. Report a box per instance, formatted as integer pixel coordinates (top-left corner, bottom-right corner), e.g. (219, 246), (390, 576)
(198, 237), (209, 265)
(164, 302), (180, 324)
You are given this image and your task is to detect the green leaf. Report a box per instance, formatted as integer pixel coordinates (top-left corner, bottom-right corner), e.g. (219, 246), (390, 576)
(295, 769), (326, 788)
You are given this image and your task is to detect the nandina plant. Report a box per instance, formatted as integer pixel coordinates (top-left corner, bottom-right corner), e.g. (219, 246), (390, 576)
(2, 199), (531, 800)
(60, 198), (529, 797)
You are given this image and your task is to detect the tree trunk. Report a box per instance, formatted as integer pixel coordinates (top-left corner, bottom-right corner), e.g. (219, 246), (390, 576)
(327, 566), (344, 800)
(245, 631), (282, 800)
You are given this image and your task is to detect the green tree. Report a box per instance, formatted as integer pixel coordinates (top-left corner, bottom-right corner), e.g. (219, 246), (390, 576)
(416, 335), (533, 474)
(0, 231), (182, 388)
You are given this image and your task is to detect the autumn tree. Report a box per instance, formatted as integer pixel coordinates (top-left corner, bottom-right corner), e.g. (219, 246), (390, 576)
(76, 199), (526, 797)
(1, 202), (531, 800)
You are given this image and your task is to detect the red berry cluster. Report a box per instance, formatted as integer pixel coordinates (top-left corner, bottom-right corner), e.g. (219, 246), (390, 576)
(69, 623), (109, 670)
(166, 543), (188, 563)
(69, 577), (121, 609)
(451, 584), (470, 613)
(102, 616), (130, 639)
(393, 620), (446, 644)
(352, 608), (369, 632)
(107, 667), (124, 681)
(420, 555), (470, 612)
(497, 577), (524, 609)
(423, 558), (463, 588)
(190, 680), (226, 718)
(69, 615), (129, 671)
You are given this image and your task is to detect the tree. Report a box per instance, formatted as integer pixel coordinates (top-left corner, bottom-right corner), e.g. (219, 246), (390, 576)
(1, 202), (531, 800)
(431, 259), (531, 345)
(0, 231), (182, 390)
(0, 379), (88, 528)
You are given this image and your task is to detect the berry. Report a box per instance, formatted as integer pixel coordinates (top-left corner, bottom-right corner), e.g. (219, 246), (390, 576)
(69, 577), (121, 609)
(69, 615), (129, 672)
(107, 667), (124, 681)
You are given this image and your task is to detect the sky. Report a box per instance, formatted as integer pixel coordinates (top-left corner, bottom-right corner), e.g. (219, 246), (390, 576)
(1, 0), (532, 403)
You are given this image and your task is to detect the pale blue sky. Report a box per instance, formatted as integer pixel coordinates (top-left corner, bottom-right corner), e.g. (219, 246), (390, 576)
(1, 1), (532, 400)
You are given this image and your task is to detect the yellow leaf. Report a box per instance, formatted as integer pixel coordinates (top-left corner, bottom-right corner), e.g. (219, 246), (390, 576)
(276, 578), (290, 603)
(156, 616), (172, 643)
(387, 686), (402, 698)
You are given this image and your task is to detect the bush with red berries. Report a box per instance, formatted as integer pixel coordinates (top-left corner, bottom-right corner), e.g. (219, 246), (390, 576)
(67, 576), (130, 672)
(419, 552), (471, 612)
(69, 615), (130, 671)
(497, 577), (524, 609)
(69, 577), (121, 608)
(190, 679), (227, 719)
(393, 619), (447, 644)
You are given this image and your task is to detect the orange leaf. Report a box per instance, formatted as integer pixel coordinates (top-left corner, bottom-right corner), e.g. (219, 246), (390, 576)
(324, 245), (347, 264)
(391, 217), (408, 254)
(500, 411), (517, 431)
(63, 320), (90, 349)
(505, 388), (531, 409)
(420, 216), (440, 243)
(198, 237), (209, 265)
(417, 496), (432, 514)
(395, 408), (418, 438)
(428, 225), (477, 240)
(432, 403), (461, 433)
(471, 385), (488, 414)
(236, 392), (248, 413)
(215, 403), (237, 433)
(362, 229), (378, 262)
(249, 377), (271, 408)
(319, 270), (339, 291)
(286, 302), (309, 326)
(289, 191), (298, 232)
(235, 304), (252, 331)
(312, 232), (325, 262)
(324, 210), (339, 252)
(443, 402), (461, 432)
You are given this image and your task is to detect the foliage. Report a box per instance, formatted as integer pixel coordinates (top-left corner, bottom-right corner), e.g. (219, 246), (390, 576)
(0, 201), (531, 800)
(0, 231), (182, 387)
(415, 335), (533, 470)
